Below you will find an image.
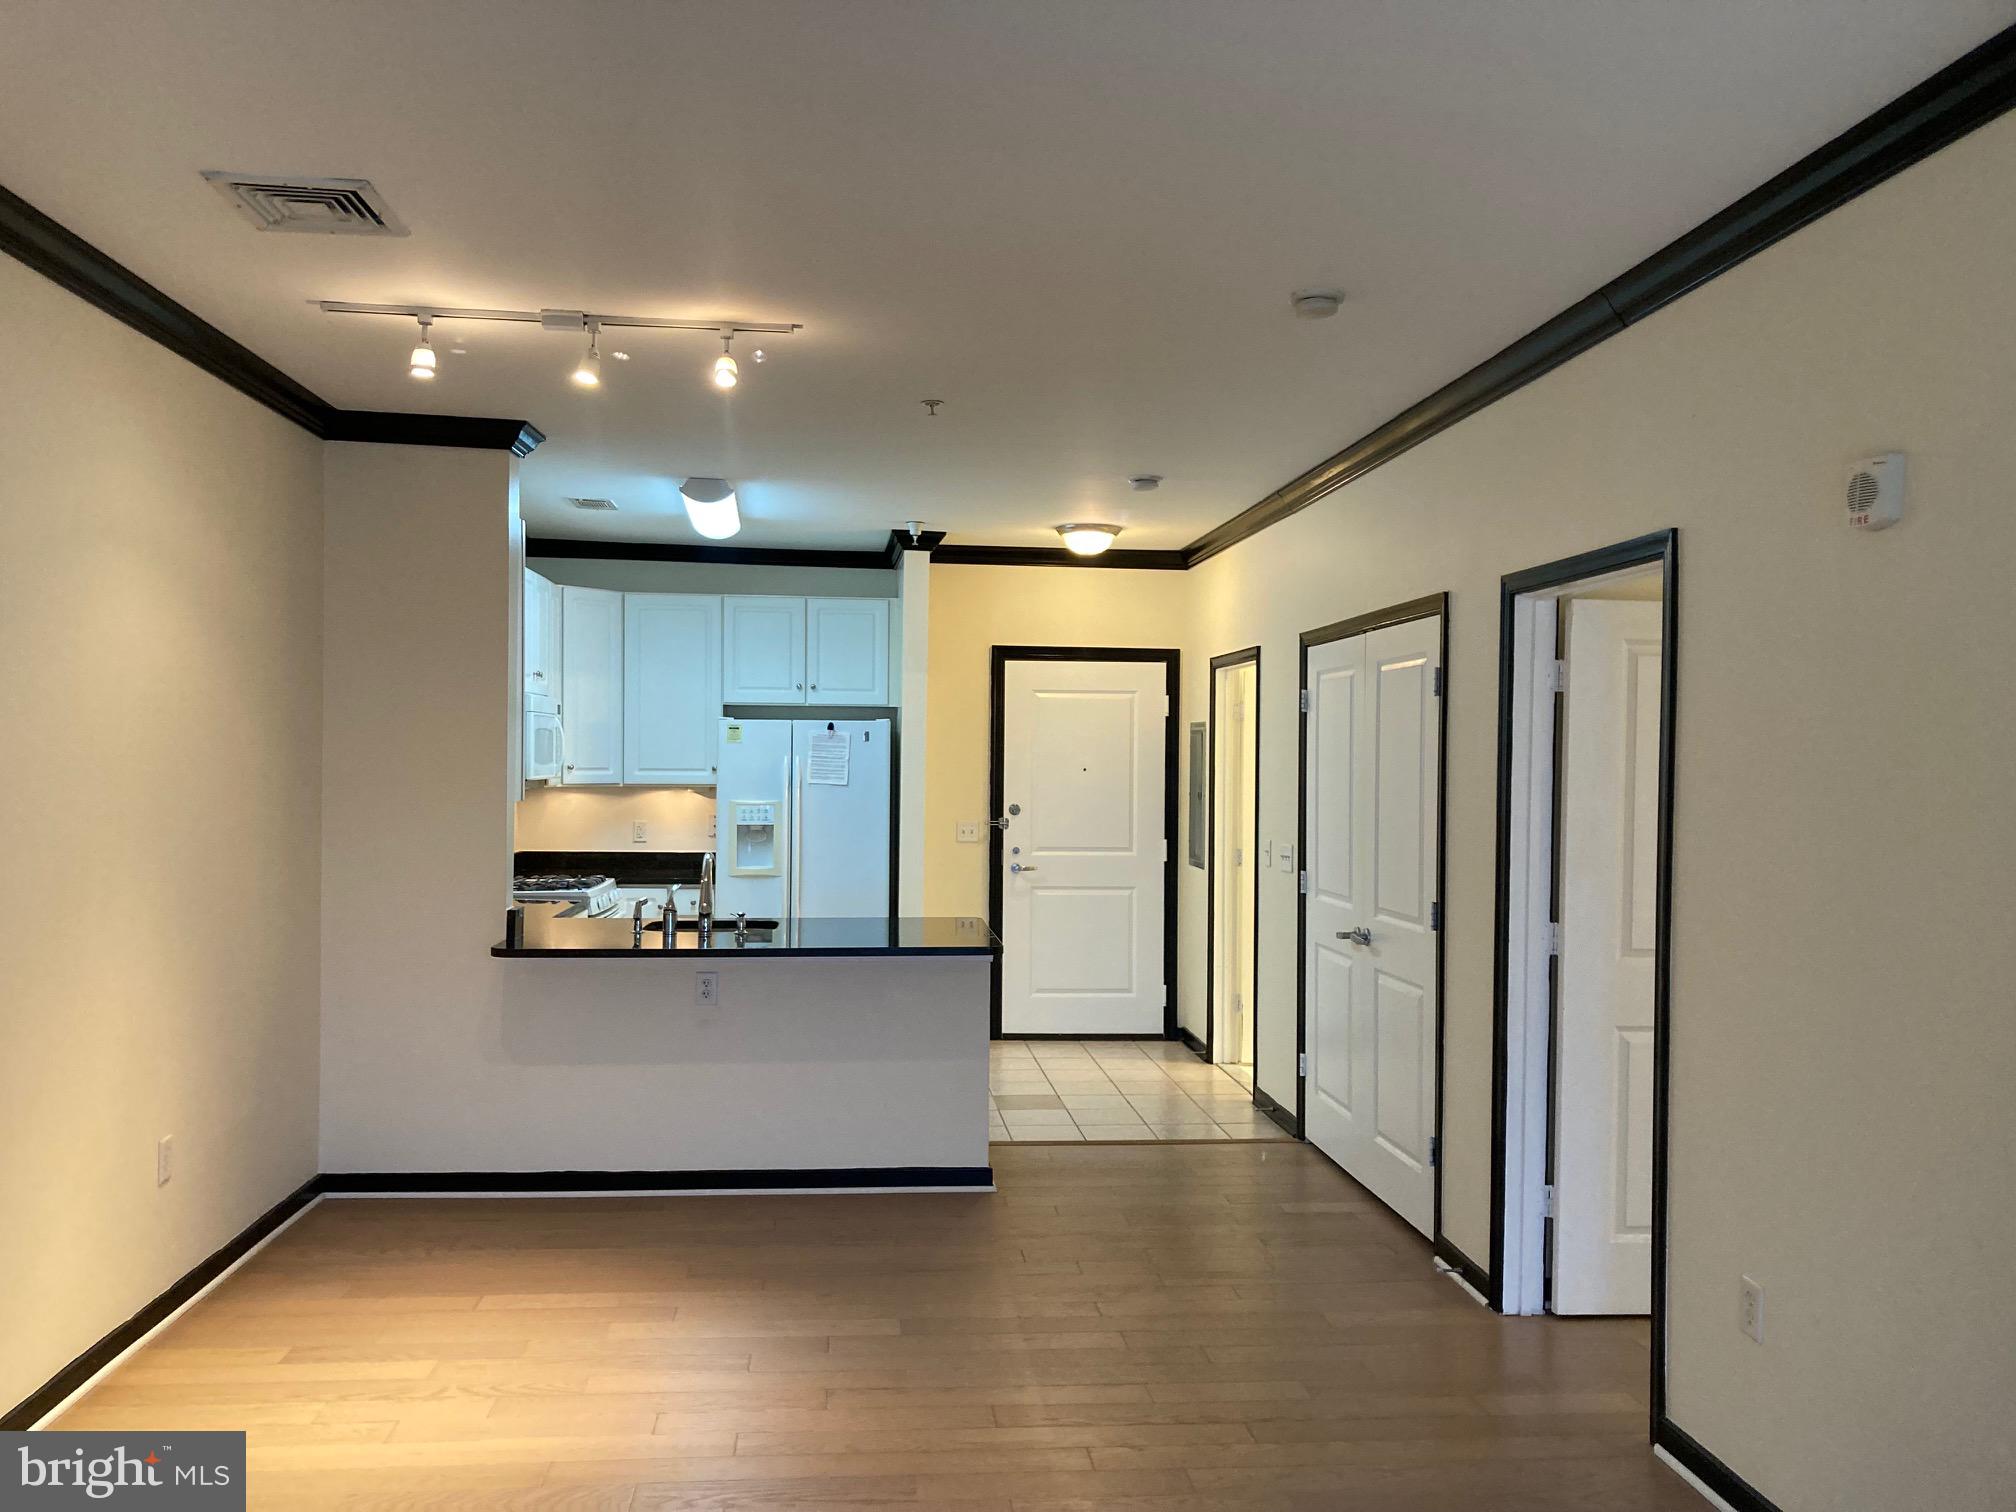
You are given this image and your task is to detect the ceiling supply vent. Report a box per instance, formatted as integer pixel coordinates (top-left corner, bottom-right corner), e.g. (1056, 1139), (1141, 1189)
(566, 497), (619, 511)
(201, 172), (408, 235)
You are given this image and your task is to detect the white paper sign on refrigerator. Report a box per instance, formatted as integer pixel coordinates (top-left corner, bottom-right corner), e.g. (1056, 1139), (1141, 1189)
(807, 729), (851, 785)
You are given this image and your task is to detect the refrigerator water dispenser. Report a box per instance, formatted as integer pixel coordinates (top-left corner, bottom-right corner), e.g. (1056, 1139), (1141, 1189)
(729, 801), (783, 876)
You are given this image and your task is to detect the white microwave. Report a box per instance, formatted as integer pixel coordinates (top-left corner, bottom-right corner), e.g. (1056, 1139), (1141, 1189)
(525, 704), (563, 782)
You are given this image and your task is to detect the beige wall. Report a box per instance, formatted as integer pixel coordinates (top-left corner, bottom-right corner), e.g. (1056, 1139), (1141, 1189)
(922, 563), (1195, 920)
(0, 258), (324, 1412)
(1180, 113), (2016, 1510)
(515, 785), (714, 854)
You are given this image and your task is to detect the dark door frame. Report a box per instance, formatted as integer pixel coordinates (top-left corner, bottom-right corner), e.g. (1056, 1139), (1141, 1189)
(1486, 530), (1678, 1438)
(1203, 647), (1262, 1071)
(988, 645), (1181, 1039)
(1295, 593), (1451, 1239)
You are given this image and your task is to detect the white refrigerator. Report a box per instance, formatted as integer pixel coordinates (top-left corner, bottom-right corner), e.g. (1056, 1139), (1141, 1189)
(713, 718), (893, 921)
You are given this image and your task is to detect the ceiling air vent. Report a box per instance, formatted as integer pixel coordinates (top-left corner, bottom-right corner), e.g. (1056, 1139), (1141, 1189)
(567, 497), (619, 511)
(201, 172), (408, 235)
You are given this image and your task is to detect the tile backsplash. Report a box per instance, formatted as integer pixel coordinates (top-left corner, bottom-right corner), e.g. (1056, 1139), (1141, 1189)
(514, 785), (715, 853)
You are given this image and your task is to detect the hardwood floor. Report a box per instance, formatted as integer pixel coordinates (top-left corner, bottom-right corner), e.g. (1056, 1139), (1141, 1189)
(55, 1145), (1701, 1509)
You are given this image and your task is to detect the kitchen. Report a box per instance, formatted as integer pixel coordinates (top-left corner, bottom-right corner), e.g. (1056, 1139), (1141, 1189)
(498, 535), (996, 1185)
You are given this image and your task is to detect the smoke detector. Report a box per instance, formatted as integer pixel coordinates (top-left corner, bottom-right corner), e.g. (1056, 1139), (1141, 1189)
(202, 172), (407, 235)
(1128, 475), (1163, 492)
(566, 496), (619, 512)
(1290, 288), (1344, 320)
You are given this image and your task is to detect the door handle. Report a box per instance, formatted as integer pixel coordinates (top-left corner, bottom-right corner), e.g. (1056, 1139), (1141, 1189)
(1335, 927), (1372, 945)
(1010, 863), (1038, 874)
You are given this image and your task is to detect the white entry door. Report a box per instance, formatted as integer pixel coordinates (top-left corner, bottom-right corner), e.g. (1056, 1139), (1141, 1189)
(1551, 599), (1662, 1314)
(999, 657), (1168, 1035)
(1303, 616), (1441, 1237)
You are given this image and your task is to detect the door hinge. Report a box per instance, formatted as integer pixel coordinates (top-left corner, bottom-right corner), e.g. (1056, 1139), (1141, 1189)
(1429, 1135), (1440, 1168)
(1548, 659), (1568, 694)
(1548, 921), (1563, 956)
(1430, 901), (1441, 932)
(1297, 869), (1308, 895)
(1432, 666), (1444, 697)
(1542, 1183), (1555, 1218)
(1298, 1052), (1307, 1077)
(1299, 688), (1309, 713)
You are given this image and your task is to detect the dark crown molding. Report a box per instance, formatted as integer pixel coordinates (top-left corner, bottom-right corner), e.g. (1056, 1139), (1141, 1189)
(529, 536), (891, 570)
(0, 183), (543, 455)
(932, 543), (1189, 570)
(1184, 22), (2016, 566)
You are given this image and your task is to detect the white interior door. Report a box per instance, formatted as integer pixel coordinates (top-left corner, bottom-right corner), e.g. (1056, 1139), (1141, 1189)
(1551, 598), (1662, 1314)
(999, 658), (1168, 1035)
(1214, 661), (1258, 1066)
(1303, 617), (1440, 1237)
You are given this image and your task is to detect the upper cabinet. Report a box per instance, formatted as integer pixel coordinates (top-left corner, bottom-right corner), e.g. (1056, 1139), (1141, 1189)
(523, 569), (561, 701)
(560, 586), (625, 784)
(722, 596), (807, 703)
(624, 594), (722, 785)
(723, 594), (889, 705)
(807, 597), (890, 704)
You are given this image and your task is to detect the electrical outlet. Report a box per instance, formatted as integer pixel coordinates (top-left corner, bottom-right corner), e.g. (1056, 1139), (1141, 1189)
(696, 971), (719, 1006)
(156, 1136), (173, 1187)
(632, 820), (649, 844)
(1739, 1276), (1765, 1343)
(956, 821), (981, 843)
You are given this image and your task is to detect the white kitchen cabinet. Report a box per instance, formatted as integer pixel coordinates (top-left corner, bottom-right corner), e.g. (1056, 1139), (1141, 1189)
(807, 597), (890, 704)
(560, 586), (624, 784)
(722, 595), (808, 703)
(624, 594), (722, 784)
(524, 569), (561, 700)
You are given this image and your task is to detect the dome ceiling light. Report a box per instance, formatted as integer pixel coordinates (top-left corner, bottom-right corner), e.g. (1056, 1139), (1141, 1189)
(1056, 523), (1122, 556)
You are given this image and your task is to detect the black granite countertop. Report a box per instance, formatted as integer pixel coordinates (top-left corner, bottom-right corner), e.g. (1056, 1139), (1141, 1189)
(494, 904), (999, 959)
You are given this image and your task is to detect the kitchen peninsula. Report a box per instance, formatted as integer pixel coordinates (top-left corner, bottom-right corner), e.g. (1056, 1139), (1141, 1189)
(484, 905), (999, 1190)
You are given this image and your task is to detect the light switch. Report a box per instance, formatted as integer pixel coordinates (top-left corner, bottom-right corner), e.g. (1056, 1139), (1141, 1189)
(1278, 843), (1296, 872)
(632, 820), (649, 844)
(956, 821), (981, 843)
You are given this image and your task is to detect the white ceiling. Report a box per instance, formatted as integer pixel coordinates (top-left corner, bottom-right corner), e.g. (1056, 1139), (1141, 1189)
(1, 1), (2006, 550)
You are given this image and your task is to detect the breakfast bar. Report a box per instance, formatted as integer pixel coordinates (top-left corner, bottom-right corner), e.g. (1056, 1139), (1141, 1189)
(480, 906), (1000, 1188)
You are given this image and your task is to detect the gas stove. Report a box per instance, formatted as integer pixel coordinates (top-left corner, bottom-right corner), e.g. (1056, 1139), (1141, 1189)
(512, 873), (621, 917)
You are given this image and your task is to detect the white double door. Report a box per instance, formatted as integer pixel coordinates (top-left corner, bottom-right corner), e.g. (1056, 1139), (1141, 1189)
(1303, 616), (1441, 1237)
(1551, 598), (1662, 1315)
(998, 658), (1168, 1035)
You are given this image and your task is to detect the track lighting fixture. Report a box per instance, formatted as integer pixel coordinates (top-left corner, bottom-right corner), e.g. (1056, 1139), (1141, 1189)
(571, 321), (602, 388)
(1057, 523), (1122, 556)
(408, 315), (436, 380)
(680, 477), (741, 540)
(320, 302), (802, 396)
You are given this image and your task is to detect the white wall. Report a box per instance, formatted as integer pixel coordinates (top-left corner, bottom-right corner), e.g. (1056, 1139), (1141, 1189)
(1179, 113), (2016, 1511)
(0, 257), (324, 1413)
(530, 556), (894, 599)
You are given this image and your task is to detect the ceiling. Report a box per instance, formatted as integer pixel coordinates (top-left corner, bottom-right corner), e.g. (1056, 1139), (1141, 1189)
(0, 1), (2006, 550)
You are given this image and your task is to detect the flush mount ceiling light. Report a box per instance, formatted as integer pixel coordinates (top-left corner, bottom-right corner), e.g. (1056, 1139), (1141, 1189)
(1057, 523), (1122, 556)
(318, 302), (801, 392)
(407, 315), (436, 380)
(1290, 288), (1344, 319)
(571, 320), (603, 388)
(680, 477), (741, 540)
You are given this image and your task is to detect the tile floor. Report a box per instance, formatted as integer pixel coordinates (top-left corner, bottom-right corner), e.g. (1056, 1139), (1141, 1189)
(989, 1037), (1291, 1142)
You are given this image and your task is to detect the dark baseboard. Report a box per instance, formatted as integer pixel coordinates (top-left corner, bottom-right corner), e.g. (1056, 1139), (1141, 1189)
(0, 1174), (322, 1431)
(1432, 1236), (1493, 1299)
(319, 1167), (994, 1194)
(1253, 1086), (1300, 1137)
(1173, 1026), (1209, 1059)
(1656, 1418), (1782, 1512)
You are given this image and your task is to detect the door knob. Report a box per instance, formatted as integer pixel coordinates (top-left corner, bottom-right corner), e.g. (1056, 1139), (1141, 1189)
(1010, 863), (1038, 874)
(1335, 927), (1372, 945)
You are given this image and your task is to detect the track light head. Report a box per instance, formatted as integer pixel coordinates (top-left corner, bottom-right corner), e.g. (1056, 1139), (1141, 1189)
(572, 322), (602, 389)
(408, 315), (436, 380)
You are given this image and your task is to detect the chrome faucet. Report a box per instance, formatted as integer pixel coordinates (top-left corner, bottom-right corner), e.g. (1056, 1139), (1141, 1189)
(632, 897), (650, 947)
(696, 853), (716, 943)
